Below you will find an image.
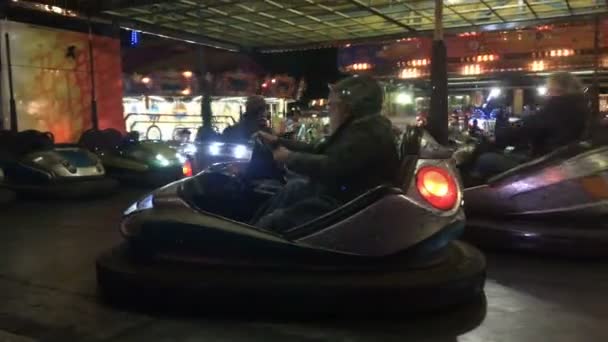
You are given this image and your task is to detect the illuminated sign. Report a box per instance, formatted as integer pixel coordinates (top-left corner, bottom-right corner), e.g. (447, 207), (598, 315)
(130, 30), (141, 47)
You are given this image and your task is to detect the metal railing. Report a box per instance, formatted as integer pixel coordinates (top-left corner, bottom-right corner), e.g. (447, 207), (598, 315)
(123, 113), (237, 140)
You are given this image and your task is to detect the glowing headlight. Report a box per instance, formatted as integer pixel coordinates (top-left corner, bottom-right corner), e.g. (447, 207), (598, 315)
(181, 143), (197, 155)
(208, 142), (223, 156)
(123, 194), (154, 216)
(233, 144), (250, 159)
(123, 203), (138, 216)
(155, 154), (170, 167)
(176, 153), (187, 164)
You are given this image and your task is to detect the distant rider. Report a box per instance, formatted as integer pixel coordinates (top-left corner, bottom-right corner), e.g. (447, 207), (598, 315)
(473, 72), (588, 179)
(222, 96), (271, 143)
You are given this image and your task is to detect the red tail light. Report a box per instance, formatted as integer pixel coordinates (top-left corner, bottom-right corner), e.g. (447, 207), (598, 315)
(182, 160), (193, 177)
(416, 166), (458, 210)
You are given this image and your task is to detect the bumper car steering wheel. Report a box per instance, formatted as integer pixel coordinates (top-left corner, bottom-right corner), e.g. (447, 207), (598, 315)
(453, 134), (494, 173)
(245, 136), (285, 182)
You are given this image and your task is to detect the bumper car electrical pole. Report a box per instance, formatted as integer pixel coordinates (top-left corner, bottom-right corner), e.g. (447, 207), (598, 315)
(197, 46), (213, 140)
(0, 32), (3, 131)
(195, 0), (213, 142)
(427, 0), (448, 145)
(591, 16), (600, 122)
(0, 0), (4, 129)
(5, 33), (17, 132)
(88, 19), (99, 131)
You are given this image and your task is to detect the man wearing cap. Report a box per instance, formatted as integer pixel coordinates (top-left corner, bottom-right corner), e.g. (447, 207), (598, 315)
(223, 95), (271, 143)
(254, 75), (399, 231)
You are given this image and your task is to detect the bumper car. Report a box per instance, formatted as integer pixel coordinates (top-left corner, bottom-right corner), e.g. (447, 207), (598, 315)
(176, 140), (253, 175)
(80, 129), (188, 186)
(454, 136), (608, 257)
(0, 130), (117, 199)
(96, 127), (485, 313)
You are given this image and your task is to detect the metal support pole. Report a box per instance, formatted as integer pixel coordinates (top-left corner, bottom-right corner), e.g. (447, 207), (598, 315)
(0, 4), (5, 130)
(591, 16), (600, 122)
(198, 46), (213, 136)
(5, 33), (17, 132)
(0, 30), (4, 130)
(198, 46), (212, 129)
(427, 0), (448, 144)
(88, 20), (99, 130)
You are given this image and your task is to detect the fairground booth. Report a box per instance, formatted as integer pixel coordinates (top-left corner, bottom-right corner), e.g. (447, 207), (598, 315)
(122, 71), (301, 141)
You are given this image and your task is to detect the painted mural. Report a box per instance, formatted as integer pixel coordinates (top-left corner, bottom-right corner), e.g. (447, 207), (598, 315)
(0, 21), (124, 143)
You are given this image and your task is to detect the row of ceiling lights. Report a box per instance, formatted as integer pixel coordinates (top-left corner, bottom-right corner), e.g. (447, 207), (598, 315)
(349, 63), (373, 71)
(261, 78), (277, 88)
(140, 71), (194, 85)
(399, 68), (420, 79)
(140, 73), (283, 89)
(358, 49), (588, 77)
(391, 50), (569, 70)
(461, 64), (482, 76)
(357, 63), (554, 78)
(397, 59), (429, 68)
(139, 71), (194, 95)
(530, 60), (546, 71)
(461, 54), (499, 63)
(533, 49), (576, 58)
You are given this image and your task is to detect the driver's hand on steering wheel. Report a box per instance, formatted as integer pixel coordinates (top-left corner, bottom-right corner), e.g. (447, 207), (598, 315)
(256, 131), (278, 144)
(272, 146), (291, 163)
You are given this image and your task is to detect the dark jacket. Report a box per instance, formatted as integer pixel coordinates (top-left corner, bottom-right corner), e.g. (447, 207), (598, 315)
(499, 95), (588, 156)
(222, 114), (270, 143)
(278, 113), (399, 203)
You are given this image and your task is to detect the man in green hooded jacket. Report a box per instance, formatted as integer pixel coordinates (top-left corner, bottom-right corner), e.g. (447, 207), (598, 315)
(255, 75), (399, 232)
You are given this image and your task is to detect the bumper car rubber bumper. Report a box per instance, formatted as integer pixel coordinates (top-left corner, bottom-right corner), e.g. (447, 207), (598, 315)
(465, 218), (608, 258)
(8, 177), (119, 199)
(96, 241), (486, 313)
(0, 187), (15, 205)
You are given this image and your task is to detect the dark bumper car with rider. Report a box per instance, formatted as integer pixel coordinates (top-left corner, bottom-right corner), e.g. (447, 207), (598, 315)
(452, 105), (608, 257)
(96, 128), (486, 312)
(80, 129), (188, 186)
(174, 139), (253, 175)
(457, 137), (608, 257)
(0, 130), (117, 198)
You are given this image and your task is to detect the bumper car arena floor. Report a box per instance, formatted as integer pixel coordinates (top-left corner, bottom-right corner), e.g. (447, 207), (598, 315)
(0, 191), (607, 342)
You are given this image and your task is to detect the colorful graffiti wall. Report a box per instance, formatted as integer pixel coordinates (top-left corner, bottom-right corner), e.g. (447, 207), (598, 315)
(0, 20), (124, 143)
